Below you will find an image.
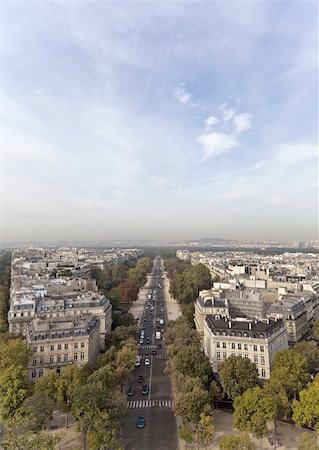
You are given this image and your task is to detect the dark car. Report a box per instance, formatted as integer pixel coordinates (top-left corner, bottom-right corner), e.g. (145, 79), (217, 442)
(138, 375), (144, 383)
(141, 384), (149, 395)
(146, 338), (151, 344)
(137, 416), (145, 429)
(127, 386), (134, 396)
(151, 349), (156, 355)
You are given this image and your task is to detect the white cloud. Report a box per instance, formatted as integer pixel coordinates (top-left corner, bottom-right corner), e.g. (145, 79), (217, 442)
(219, 103), (235, 122)
(173, 85), (191, 105)
(198, 132), (238, 159)
(234, 113), (252, 133)
(204, 116), (220, 129)
(275, 142), (317, 164)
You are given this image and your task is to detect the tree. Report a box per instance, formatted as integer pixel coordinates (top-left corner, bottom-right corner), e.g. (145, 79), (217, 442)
(263, 376), (290, 437)
(55, 365), (84, 428)
(271, 349), (310, 399)
(179, 422), (194, 449)
(118, 281), (139, 304)
(197, 413), (215, 449)
(190, 264), (212, 292)
(294, 341), (319, 374)
(88, 363), (116, 390)
(233, 386), (277, 441)
(219, 433), (256, 450)
(128, 267), (146, 287)
(1, 431), (61, 450)
(0, 365), (29, 424)
(0, 337), (31, 370)
(34, 371), (59, 400)
(175, 383), (211, 424)
(292, 375), (319, 430)
(172, 345), (211, 380)
(297, 432), (319, 450)
(219, 356), (259, 400)
(23, 392), (55, 431)
(115, 338), (137, 390)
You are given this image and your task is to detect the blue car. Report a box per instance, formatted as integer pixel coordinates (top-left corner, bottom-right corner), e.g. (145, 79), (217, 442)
(137, 416), (145, 429)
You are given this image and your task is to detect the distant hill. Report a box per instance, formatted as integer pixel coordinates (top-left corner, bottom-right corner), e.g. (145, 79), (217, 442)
(192, 237), (238, 244)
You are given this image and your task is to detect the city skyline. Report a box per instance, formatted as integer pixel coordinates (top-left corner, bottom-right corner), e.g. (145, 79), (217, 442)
(0, 1), (317, 243)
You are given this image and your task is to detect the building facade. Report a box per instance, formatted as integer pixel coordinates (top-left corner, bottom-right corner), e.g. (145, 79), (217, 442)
(203, 316), (288, 379)
(194, 290), (229, 337)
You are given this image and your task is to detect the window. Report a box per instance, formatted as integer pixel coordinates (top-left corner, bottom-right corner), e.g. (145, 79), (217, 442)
(238, 343), (242, 350)
(50, 355), (54, 363)
(254, 355), (258, 363)
(39, 369), (43, 378)
(216, 342), (220, 348)
(222, 342), (226, 349)
(57, 344), (62, 350)
(244, 354), (249, 358)
(40, 345), (44, 352)
(261, 356), (265, 365)
(231, 352), (236, 356)
(231, 343), (235, 349)
(244, 344), (248, 350)
(65, 343), (68, 350)
(261, 369), (266, 378)
(64, 354), (68, 362)
(260, 345), (264, 352)
(74, 353), (78, 360)
(32, 358), (37, 366)
(223, 352), (227, 360)
(81, 342), (85, 348)
(50, 344), (54, 351)
(253, 344), (258, 351)
(33, 346), (37, 353)
(57, 355), (61, 363)
(74, 343), (78, 349)
(80, 352), (85, 360)
(31, 370), (36, 379)
(216, 352), (221, 360)
(39, 357), (44, 364)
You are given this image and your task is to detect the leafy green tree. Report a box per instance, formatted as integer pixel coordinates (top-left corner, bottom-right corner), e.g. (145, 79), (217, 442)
(1, 430), (61, 450)
(23, 392), (55, 431)
(219, 356), (259, 400)
(292, 375), (319, 430)
(34, 371), (59, 399)
(190, 264), (212, 292)
(294, 341), (319, 374)
(128, 267), (146, 287)
(172, 345), (211, 380)
(180, 302), (195, 326)
(0, 337), (31, 370)
(88, 363), (116, 390)
(0, 365), (29, 423)
(233, 386), (277, 440)
(297, 432), (319, 450)
(197, 412), (215, 449)
(115, 338), (137, 390)
(175, 383), (211, 424)
(271, 349), (310, 399)
(179, 422), (194, 448)
(55, 365), (84, 428)
(219, 433), (256, 450)
(87, 412), (119, 450)
(264, 376), (290, 433)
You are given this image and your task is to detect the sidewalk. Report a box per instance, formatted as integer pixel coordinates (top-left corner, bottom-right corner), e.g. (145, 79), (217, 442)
(128, 274), (152, 326)
(162, 271), (182, 321)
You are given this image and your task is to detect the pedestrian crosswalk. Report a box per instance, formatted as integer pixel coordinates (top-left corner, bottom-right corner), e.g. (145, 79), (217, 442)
(127, 399), (173, 409)
(139, 344), (167, 349)
(140, 354), (167, 360)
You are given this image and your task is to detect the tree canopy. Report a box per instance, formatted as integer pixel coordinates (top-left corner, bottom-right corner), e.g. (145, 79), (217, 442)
(219, 355), (259, 400)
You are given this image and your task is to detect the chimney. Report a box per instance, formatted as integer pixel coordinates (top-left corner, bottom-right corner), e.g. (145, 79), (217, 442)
(249, 322), (252, 330)
(228, 321), (232, 328)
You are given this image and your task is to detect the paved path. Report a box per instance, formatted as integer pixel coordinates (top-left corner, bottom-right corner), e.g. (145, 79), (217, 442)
(129, 274), (152, 325)
(162, 270), (182, 321)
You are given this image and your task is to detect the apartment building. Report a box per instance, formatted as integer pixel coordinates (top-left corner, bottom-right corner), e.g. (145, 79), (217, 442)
(226, 289), (267, 319)
(26, 315), (100, 382)
(267, 299), (308, 344)
(8, 291), (112, 349)
(203, 316), (288, 379)
(194, 290), (229, 337)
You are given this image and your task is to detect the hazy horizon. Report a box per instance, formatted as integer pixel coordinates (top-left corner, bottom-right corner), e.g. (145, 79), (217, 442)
(0, 1), (317, 243)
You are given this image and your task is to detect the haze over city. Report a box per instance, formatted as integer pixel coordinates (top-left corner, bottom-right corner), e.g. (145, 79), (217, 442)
(0, 1), (317, 243)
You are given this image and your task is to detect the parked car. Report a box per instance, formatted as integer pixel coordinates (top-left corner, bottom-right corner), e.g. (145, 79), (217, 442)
(141, 384), (149, 395)
(138, 375), (144, 383)
(127, 386), (134, 396)
(137, 416), (145, 428)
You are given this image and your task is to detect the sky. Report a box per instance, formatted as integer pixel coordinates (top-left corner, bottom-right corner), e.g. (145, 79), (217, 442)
(0, 0), (318, 243)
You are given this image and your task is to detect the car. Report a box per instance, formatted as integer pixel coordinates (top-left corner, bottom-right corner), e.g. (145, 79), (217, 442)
(161, 308), (164, 312)
(135, 358), (141, 367)
(137, 416), (145, 429)
(146, 338), (151, 344)
(141, 384), (149, 395)
(142, 324), (145, 329)
(151, 349), (156, 355)
(138, 375), (144, 383)
(144, 358), (150, 366)
(127, 386), (134, 396)
(143, 319), (147, 323)
(156, 318), (160, 322)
